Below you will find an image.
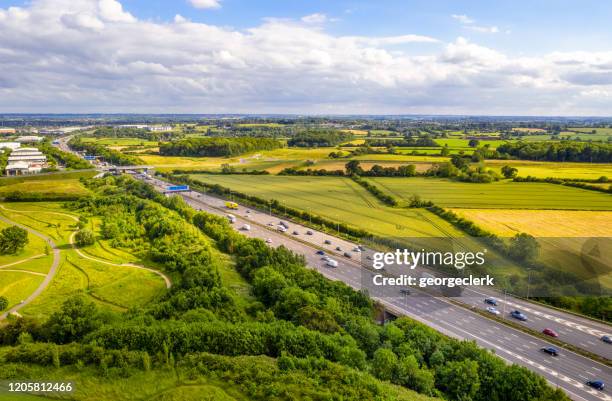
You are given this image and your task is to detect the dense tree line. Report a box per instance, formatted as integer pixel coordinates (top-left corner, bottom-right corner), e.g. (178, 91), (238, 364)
(497, 141), (612, 162)
(92, 127), (177, 141)
(38, 141), (92, 169)
(366, 137), (439, 147)
(68, 137), (143, 166)
(159, 137), (281, 157)
(287, 130), (353, 147)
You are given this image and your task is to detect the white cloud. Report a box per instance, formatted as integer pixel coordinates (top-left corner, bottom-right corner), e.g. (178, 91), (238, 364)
(301, 13), (328, 24)
(452, 13), (499, 34)
(352, 34), (439, 46)
(98, 0), (135, 22)
(452, 14), (474, 24)
(189, 0), (222, 9)
(0, 0), (611, 115)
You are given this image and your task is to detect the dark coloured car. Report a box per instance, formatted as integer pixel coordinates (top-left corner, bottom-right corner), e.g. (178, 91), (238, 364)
(540, 346), (558, 356)
(336, 246), (342, 251)
(292, 231), (299, 235)
(510, 310), (527, 321)
(324, 239), (331, 245)
(343, 252), (352, 259)
(316, 250), (325, 255)
(587, 380), (605, 391)
(542, 328), (558, 338)
(484, 297), (498, 306)
(306, 230), (313, 235)
(601, 335), (612, 344)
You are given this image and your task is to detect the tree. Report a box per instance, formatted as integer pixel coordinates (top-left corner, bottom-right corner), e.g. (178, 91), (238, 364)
(345, 160), (363, 176)
(44, 296), (101, 343)
(437, 360), (480, 401)
(74, 229), (95, 247)
(0, 226), (28, 254)
(468, 139), (480, 147)
(450, 154), (468, 169)
(441, 144), (450, 156)
(501, 165), (518, 179)
(372, 348), (398, 381)
(508, 233), (540, 262)
(0, 296), (8, 311)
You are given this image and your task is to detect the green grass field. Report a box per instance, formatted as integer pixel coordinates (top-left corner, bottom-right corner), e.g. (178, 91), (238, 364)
(189, 175), (464, 238)
(0, 202), (168, 319)
(367, 177), (612, 210)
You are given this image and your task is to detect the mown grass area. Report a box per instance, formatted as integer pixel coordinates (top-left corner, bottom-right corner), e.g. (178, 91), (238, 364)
(368, 177), (612, 210)
(0, 171), (96, 186)
(189, 174), (464, 238)
(0, 271), (43, 310)
(434, 138), (508, 149)
(0, 180), (91, 198)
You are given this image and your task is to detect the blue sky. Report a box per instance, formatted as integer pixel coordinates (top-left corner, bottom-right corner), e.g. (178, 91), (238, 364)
(1, 0), (612, 114)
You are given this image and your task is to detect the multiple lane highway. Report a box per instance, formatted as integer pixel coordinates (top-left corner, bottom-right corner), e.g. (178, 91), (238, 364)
(139, 174), (612, 401)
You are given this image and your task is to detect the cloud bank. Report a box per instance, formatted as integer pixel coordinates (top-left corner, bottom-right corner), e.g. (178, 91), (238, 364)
(1, 0), (612, 115)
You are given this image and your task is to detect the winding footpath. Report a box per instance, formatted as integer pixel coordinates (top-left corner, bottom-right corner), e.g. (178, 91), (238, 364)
(0, 213), (60, 321)
(0, 205), (171, 321)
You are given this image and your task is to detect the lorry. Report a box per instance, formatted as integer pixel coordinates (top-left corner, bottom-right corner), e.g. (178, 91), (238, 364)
(225, 201), (239, 210)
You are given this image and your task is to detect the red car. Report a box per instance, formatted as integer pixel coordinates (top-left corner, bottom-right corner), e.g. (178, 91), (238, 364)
(542, 328), (558, 338)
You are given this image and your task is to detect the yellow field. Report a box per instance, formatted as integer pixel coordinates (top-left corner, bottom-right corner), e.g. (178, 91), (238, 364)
(485, 159), (612, 180)
(450, 209), (612, 237)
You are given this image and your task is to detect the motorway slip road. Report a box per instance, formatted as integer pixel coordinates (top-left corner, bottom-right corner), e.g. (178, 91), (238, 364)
(144, 175), (612, 401)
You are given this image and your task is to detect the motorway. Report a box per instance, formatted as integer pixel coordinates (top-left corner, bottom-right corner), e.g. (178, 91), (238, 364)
(140, 174), (612, 401)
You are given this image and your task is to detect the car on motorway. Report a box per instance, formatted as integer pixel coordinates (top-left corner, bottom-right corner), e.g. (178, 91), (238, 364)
(241, 224), (251, 231)
(246, 210), (251, 213)
(306, 230), (313, 235)
(336, 246), (342, 251)
(486, 306), (500, 316)
(324, 239), (331, 245)
(601, 335), (612, 344)
(322, 256), (331, 262)
(587, 380), (605, 391)
(316, 250), (325, 255)
(540, 346), (559, 356)
(279, 221), (289, 228)
(484, 297), (498, 306)
(277, 226), (287, 232)
(542, 328), (558, 338)
(267, 222), (274, 226)
(343, 252), (352, 258)
(326, 259), (338, 268)
(353, 247), (361, 252)
(510, 310), (527, 321)
(292, 230), (299, 235)
(265, 238), (272, 244)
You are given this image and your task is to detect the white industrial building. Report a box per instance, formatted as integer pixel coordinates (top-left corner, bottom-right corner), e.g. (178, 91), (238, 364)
(16, 135), (43, 143)
(5, 147), (47, 175)
(147, 125), (173, 132)
(0, 142), (20, 151)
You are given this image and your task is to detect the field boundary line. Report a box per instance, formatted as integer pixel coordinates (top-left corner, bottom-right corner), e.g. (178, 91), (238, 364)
(0, 269), (46, 277)
(0, 253), (46, 270)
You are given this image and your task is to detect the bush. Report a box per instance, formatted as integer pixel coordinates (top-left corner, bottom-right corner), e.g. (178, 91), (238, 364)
(74, 229), (95, 247)
(0, 296), (8, 311)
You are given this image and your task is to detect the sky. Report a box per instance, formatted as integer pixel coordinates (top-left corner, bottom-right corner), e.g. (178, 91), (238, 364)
(1, 0), (612, 115)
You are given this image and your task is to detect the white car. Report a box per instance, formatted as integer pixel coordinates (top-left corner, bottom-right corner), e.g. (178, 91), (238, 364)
(265, 238), (272, 244)
(326, 259), (339, 268)
(241, 224), (251, 231)
(486, 306), (500, 316)
(322, 256), (331, 262)
(277, 226), (287, 232)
